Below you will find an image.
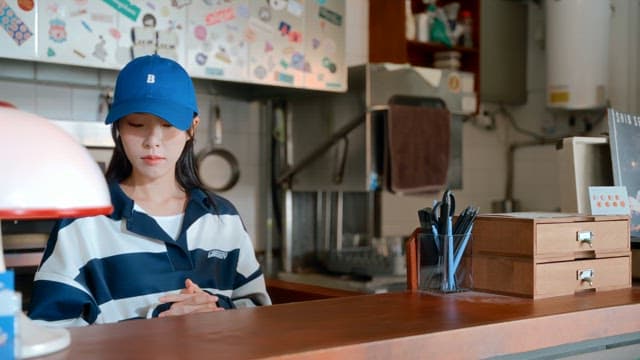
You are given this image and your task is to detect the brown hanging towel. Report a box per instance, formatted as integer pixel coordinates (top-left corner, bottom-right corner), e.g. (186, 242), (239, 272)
(386, 99), (450, 194)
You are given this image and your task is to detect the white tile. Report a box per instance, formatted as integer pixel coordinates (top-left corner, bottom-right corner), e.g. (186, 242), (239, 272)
(0, 59), (35, 79)
(36, 85), (72, 120)
(71, 88), (102, 122)
(35, 63), (99, 86)
(0, 80), (36, 112)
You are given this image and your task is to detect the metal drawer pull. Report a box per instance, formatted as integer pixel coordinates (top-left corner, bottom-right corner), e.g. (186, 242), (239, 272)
(576, 231), (594, 247)
(577, 269), (594, 286)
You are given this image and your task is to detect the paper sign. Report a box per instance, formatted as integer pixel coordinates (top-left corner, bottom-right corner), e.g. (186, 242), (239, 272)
(588, 186), (630, 215)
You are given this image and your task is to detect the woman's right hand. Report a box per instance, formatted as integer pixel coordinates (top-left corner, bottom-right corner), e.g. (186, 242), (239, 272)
(157, 279), (224, 317)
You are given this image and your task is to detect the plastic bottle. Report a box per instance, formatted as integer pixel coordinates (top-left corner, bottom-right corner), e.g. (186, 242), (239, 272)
(416, 12), (429, 42)
(405, 0), (416, 40)
(461, 10), (473, 47)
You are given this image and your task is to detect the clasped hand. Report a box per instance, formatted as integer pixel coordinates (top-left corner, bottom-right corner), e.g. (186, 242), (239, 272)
(158, 278), (224, 317)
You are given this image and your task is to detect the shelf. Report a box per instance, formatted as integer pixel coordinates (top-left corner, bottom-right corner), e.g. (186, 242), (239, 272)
(369, 0), (480, 92)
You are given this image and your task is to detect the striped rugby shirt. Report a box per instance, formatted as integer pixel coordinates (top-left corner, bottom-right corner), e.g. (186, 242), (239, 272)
(28, 182), (271, 327)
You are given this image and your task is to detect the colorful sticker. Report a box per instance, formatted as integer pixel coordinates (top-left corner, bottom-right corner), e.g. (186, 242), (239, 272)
(318, 6), (341, 26)
(102, 0), (141, 22)
(287, 0), (303, 16)
(17, 0), (34, 11)
(48, 18), (67, 43)
(269, 0), (287, 11)
(0, 0), (33, 46)
(205, 6), (235, 26)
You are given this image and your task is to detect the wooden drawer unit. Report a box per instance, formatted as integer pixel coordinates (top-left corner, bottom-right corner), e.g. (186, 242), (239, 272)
(471, 214), (631, 298)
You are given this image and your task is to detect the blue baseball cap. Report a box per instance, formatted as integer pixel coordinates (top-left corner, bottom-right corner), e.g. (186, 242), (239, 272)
(106, 55), (198, 131)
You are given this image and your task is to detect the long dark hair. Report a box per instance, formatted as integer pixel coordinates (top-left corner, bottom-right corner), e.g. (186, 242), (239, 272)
(105, 122), (213, 204)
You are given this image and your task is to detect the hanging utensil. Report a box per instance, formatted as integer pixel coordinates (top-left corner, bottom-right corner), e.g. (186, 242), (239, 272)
(196, 99), (240, 192)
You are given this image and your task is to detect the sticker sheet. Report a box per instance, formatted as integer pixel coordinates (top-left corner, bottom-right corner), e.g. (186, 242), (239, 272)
(303, 0), (345, 91)
(0, 0), (36, 60)
(246, 0), (306, 88)
(37, 0), (123, 68)
(1, 0), (346, 90)
(185, 0), (249, 82)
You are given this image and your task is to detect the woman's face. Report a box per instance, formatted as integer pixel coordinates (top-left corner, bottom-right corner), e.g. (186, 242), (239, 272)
(118, 113), (191, 183)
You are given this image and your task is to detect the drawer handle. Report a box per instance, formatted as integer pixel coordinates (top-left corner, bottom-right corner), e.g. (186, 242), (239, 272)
(577, 268), (594, 286)
(576, 231), (594, 247)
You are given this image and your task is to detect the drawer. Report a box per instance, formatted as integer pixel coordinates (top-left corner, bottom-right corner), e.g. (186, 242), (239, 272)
(472, 254), (631, 299)
(472, 214), (629, 260)
(536, 257), (631, 298)
(536, 220), (629, 259)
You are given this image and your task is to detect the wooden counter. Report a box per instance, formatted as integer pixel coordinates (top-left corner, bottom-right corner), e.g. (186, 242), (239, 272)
(37, 287), (640, 359)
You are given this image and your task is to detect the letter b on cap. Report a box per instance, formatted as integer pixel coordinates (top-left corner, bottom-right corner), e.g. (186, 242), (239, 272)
(146, 74), (155, 84)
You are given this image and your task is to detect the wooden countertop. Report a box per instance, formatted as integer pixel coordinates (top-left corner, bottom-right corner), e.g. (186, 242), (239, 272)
(37, 287), (640, 359)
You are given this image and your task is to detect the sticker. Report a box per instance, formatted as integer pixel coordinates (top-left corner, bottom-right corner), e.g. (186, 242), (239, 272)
(274, 71), (293, 84)
(47, 47), (55, 57)
(278, 21), (290, 36)
(48, 18), (67, 43)
(322, 57), (336, 73)
(92, 36), (107, 61)
(70, 9), (88, 17)
(288, 30), (301, 43)
(109, 27), (121, 39)
(195, 52), (207, 65)
(264, 41), (273, 52)
(73, 49), (86, 58)
(258, 6), (270, 22)
(205, 6), (235, 26)
(589, 186), (630, 216)
(171, 0), (191, 9)
(102, 0), (141, 22)
(318, 6), (341, 26)
(215, 49), (231, 64)
(194, 25), (207, 41)
(269, 0), (287, 11)
(290, 52), (303, 70)
(311, 38), (320, 49)
(81, 20), (92, 32)
(287, 0), (303, 16)
(206, 67), (224, 76)
(0, 0), (33, 46)
(91, 13), (115, 23)
(18, 0), (34, 11)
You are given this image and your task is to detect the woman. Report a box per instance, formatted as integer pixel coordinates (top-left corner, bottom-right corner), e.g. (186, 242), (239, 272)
(29, 55), (270, 326)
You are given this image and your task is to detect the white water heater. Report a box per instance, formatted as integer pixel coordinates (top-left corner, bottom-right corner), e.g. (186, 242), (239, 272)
(546, 0), (611, 109)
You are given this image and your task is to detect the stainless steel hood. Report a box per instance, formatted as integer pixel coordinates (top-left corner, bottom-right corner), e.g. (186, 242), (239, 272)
(283, 63), (475, 192)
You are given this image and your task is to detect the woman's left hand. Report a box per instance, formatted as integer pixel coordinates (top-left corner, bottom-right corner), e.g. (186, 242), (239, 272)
(158, 279), (224, 317)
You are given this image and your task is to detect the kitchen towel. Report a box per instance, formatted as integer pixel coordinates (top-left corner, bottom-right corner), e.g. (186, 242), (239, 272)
(387, 103), (450, 194)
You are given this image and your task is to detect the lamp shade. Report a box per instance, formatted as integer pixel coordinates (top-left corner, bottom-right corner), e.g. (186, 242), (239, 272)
(0, 107), (112, 219)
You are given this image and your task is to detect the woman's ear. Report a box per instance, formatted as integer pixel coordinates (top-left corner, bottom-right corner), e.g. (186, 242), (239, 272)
(188, 116), (200, 138)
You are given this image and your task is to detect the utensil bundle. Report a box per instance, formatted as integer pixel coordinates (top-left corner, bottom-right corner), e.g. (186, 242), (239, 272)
(417, 189), (478, 292)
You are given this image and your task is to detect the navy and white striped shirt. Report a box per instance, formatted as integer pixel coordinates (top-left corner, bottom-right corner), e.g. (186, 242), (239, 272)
(28, 182), (271, 327)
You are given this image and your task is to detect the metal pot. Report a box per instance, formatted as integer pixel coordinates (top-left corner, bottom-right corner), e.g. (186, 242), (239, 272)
(197, 102), (240, 192)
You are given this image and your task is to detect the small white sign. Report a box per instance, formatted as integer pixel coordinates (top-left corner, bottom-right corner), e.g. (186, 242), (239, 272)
(588, 186), (630, 215)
